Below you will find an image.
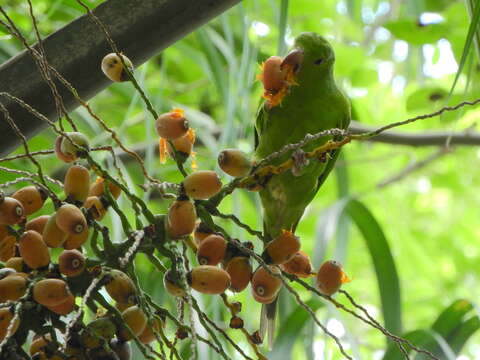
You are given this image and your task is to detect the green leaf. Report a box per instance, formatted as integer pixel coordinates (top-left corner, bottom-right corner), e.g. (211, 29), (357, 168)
(385, 20), (448, 45)
(405, 87), (448, 112)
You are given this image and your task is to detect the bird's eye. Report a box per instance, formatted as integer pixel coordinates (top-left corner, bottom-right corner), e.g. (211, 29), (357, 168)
(314, 58), (323, 65)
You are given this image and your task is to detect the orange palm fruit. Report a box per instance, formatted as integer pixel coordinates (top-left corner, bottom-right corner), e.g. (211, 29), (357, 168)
(105, 269), (137, 304)
(251, 265), (282, 303)
(83, 196), (107, 220)
(55, 136), (75, 163)
(118, 305), (147, 341)
(187, 265), (231, 295)
(194, 222), (214, 245)
(0, 307), (20, 341)
(26, 215), (50, 234)
(280, 250), (313, 278)
(258, 56), (287, 93)
(155, 108), (189, 140)
(60, 132), (90, 160)
(316, 260), (350, 296)
(18, 230), (50, 269)
(0, 235), (16, 262)
(43, 213), (67, 248)
(0, 225), (8, 240)
(29, 334), (52, 355)
(163, 269), (186, 297)
(218, 149), (252, 177)
(55, 204), (87, 235)
(63, 227), (90, 250)
(262, 229), (300, 265)
(45, 293), (75, 315)
(89, 177), (121, 200)
(225, 256), (252, 292)
(4, 257), (24, 272)
(138, 317), (165, 344)
(196, 234), (227, 266)
(64, 165), (91, 204)
(168, 128), (195, 156)
(182, 170), (222, 200)
(0, 274), (27, 302)
(101, 52), (133, 82)
(33, 278), (71, 307)
(0, 197), (25, 225)
(12, 186), (47, 216)
(116, 302), (131, 313)
(58, 249), (85, 277)
(167, 196), (196, 238)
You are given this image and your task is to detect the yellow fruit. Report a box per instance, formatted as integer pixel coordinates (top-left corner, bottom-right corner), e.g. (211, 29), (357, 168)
(155, 109), (189, 140)
(119, 305), (147, 341)
(101, 52), (133, 82)
(218, 149), (252, 177)
(0, 235), (16, 262)
(182, 171), (222, 200)
(26, 215), (50, 234)
(83, 196), (107, 220)
(105, 269), (137, 304)
(0, 307), (20, 341)
(64, 165), (91, 204)
(4, 257), (24, 272)
(45, 293), (75, 315)
(225, 256), (252, 292)
(0, 275), (27, 302)
(258, 56), (286, 93)
(43, 213), (67, 248)
(316, 260), (349, 296)
(0, 197), (25, 225)
(63, 227), (90, 250)
(58, 249), (85, 277)
(280, 251), (313, 278)
(262, 230), (300, 265)
(89, 177), (121, 200)
(12, 186), (47, 216)
(33, 278), (71, 307)
(163, 270), (186, 297)
(187, 265), (231, 295)
(167, 196), (196, 238)
(196, 234), (227, 266)
(55, 204), (87, 235)
(251, 266), (282, 303)
(138, 317), (164, 344)
(18, 230), (50, 269)
(60, 132), (90, 160)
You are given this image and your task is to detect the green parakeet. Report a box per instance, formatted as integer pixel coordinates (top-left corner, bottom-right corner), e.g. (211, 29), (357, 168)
(254, 32), (351, 346)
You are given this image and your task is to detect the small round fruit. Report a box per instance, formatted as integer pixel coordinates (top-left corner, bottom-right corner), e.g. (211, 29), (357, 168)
(218, 149), (252, 177)
(12, 186), (47, 216)
(262, 230), (300, 265)
(316, 260), (349, 296)
(33, 278), (71, 307)
(86, 317), (117, 340)
(63, 227), (90, 250)
(0, 275), (27, 302)
(167, 196), (196, 239)
(0, 307), (20, 341)
(155, 108), (189, 140)
(45, 293), (75, 315)
(196, 234), (227, 266)
(55, 204), (87, 235)
(163, 269), (186, 297)
(55, 136), (75, 163)
(101, 52), (133, 82)
(168, 128), (195, 156)
(280, 250), (313, 278)
(138, 317), (165, 344)
(0, 235), (16, 262)
(187, 265), (231, 295)
(251, 265), (282, 303)
(182, 171), (222, 200)
(4, 257), (24, 272)
(225, 256), (252, 292)
(0, 225), (8, 240)
(29, 334), (51, 356)
(105, 269), (137, 304)
(18, 230), (50, 269)
(194, 222), (214, 245)
(64, 165), (90, 204)
(26, 215), (50, 234)
(43, 213), (67, 248)
(83, 196), (107, 220)
(119, 305), (147, 341)
(259, 56), (286, 93)
(58, 249), (85, 277)
(89, 177), (121, 200)
(0, 197), (24, 225)
(60, 132), (90, 159)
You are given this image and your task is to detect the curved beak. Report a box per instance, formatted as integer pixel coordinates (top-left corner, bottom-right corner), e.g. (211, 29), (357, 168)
(280, 49), (304, 73)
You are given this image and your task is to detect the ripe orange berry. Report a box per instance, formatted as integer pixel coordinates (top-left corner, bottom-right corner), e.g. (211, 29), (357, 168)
(258, 56), (286, 93)
(251, 265), (282, 304)
(83, 196), (107, 220)
(55, 204), (87, 235)
(0, 307), (20, 341)
(262, 230), (300, 265)
(218, 149), (252, 177)
(225, 256), (252, 292)
(4, 257), (24, 272)
(105, 269), (137, 304)
(18, 230), (50, 269)
(163, 269), (186, 297)
(280, 250), (313, 278)
(167, 196), (197, 239)
(182, 170), (222, 200)
(33, 278), (71, 307)
(168, 128), (195, 156)
(118, 305), (147, 341)
(89, 177), (121, 200)
(63, 227), (90, 250)
(316, 260), (350, 296)
(101, 52), (133, 82)
(196, 234), (227, 266)
(26, 215), (50, 234)
(64, 165), (91, 204)
(60, 132), (90, 160)
(187, 265), (231, 295)
(0, 274), (27, 302)
(58, 249), (85, 277)
(12, 186), (47, 216)
(0, 235), (16, 262)
(0, 197), (25, 225)
(138, 317), (165, 344)
(0, 225), (8, 240)
(43, 213), (67, 248)
(45, 293), (75, 315)
(155, 108), (189, 140)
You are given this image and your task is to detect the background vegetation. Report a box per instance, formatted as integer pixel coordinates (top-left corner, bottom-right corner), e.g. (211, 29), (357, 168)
(1, 0), (480, 359)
